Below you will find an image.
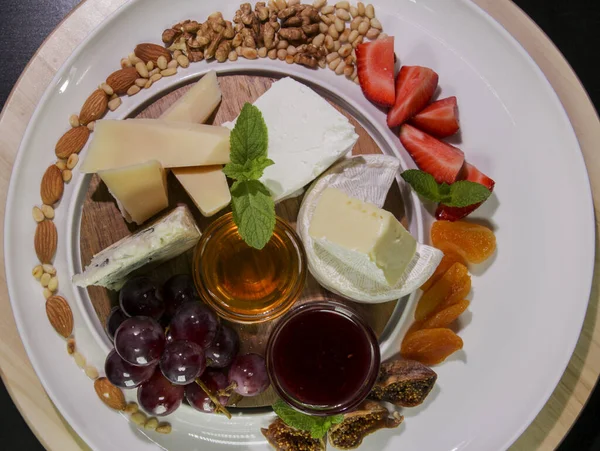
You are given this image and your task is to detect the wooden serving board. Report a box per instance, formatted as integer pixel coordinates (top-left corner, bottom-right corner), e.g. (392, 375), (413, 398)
(79, 74), (404, 408)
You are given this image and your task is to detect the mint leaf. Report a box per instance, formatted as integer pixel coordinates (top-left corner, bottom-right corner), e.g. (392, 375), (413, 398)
(440, 180), (492, 207)
(229, 103), (268, 164)
(223, 157), (274, 181)
(401, 169), (441, 202)
(401, 169), (492, 208)
(230, 180), (275, 250)
(272, 399), (344, 439)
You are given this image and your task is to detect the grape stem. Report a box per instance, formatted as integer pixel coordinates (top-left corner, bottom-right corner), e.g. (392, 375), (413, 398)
(218, 382), (237, 397)
(195, 379), (232, 419)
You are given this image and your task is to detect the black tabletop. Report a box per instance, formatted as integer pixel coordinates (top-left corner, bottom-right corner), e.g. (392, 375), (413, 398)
(1, 0), (599, 449)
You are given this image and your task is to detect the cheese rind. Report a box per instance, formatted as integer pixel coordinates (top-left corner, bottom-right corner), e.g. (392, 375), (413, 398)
(72, 206), (201, 290)
(309, 187), (417, 287)
(224, 77), (358, 201)
(172, 166), (231, 216)
(98, 160), (168, 225)
(80, 119), (230, 173)
(162, 70), (221, 124)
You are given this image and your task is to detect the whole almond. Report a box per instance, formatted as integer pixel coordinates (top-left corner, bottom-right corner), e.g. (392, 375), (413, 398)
(40, 165), (64, 205)
(106, 67), (138, 95)
(94, 378), (126, 411)
(45, 296), (73, 338)
(134, 43), (172, 63)
(55, 126), (90, 159)
(35, 220), (58, 263)
(79, 89), (108, 125)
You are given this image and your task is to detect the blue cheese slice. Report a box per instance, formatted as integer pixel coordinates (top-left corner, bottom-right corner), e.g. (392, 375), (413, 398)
(73, 206), (201, 290)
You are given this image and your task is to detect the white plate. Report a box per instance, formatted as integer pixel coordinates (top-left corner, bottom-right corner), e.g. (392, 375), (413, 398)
(4, 0), (594, 450)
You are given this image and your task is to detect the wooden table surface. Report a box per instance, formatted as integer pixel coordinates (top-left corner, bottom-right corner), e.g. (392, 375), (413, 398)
(0, 0), (598, 450)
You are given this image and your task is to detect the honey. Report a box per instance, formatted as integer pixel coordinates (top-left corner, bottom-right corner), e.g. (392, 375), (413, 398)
(193, 213), (306, 323)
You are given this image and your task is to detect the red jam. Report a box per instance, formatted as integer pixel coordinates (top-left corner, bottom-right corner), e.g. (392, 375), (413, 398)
(267, 301), (380, 415)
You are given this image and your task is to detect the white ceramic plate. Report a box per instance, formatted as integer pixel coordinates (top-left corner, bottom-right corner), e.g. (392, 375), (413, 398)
(4, 0), (594, 450)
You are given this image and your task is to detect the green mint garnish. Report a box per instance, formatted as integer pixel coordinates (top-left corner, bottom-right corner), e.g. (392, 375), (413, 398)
(272, 399), (344, 439)
(401, 169), (492, 207)
(223, 103), (275, 250)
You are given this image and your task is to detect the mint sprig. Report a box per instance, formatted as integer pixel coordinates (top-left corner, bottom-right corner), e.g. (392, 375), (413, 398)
(223, 103), (275, 250)
(401, 169), (491, 207)
(272, 399), (344, 439)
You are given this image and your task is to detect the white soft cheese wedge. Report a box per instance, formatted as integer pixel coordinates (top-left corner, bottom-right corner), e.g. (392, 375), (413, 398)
(80, 119), (230, 173)
(72, 206), (201, 290)
(297, 155), (443, 303)
(309, 188), (417, 287)
(224, 77), (358, 201)
(172, 166), (231, 216)
(162, 70), (221, 124)
(98, 160), (169, 225)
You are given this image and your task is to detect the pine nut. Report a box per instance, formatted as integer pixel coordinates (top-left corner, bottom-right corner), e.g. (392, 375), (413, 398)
(365, 3), (375, 18)
(352, 37), (362, 50)
(334, 18), (345, 32)
(378, 32), (388, 40)
(325, 35), (334, 50)
(277, 49), (287, 60)
(135, 62), (149, 78)
(287, 45), (297, 56)
(349, 6), (359, 17)
(167, 59), (178, 69)
(135, 78), (147, 88)
(288, 0), (300, 5)
(335, 60), (346, 75)
(41, 204), (55, 219)
(328, 24), (339, 39)
(128, 53), (142, 65)
(228, 50), (238, 61)
(285, 54), (295, 64)
(319, 22), (329, 34)
(127, 85), (141, 96)
(32, 207), (45, 223)
(333, 40), (341, 51)
(236, 46), (243, 56)
(73, 352), (86, 368)
(41, 273), (51, 287)
(258, 47), (268, 58)
(339, 29), (350, 42)
(99, 83), (114, 96)
(338, 43), (352, 57)
(268, 0), (278, 11)
(108, 97), (121, 111)
(366, 27), (380, 39)
(145, 417), (159, 430)
(348, 29), (359, 43)
(351, 17), (362, 30)
(277, 40), (289, 49)
(48, 276), (58, 292)
(42, 264), (56, 275)
(120, 58), (132, 69)
(335, 1), (349, 10)
(43, 288), (52, 299)
(313, 33), (325, 47)
(275, 0), (287, 10)
(66, 154), (78, 170)
(87, 122), (95, 131)
(177, 55), (190, 68)
(326, 51), (339, 62)
(125, 403), (138, 414)
(321, 5), (334, 14)
(69, 114), (79, 128)
(157, 55), (168, 70)
(358, 21), (369, 35)
(156, 424), (172, 434)
(357, 1), (365, 15)
(370, 18), (382, 30)
(146, 61), (154, 71)
(336, 9), (350, 21)
(173, 50), (182, 58)
(241, 47), (258, 59)
(62, 169), (72, 183)
(56, 160), (67, 170)
(313, 0), (327, 9)
(131, 412), (147, 426)
(344, 64), (354, 77)
(161, 68), (177, 76)
(268, 49), (277, 59)
(32, 265), (43, 279)
(85, 365), (99, 380)
(328, 57), (341, 70)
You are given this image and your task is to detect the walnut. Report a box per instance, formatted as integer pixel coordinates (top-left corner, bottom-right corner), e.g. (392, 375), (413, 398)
(223, 21), (235, 39)
(204, 30), (224, 59)
(279, 27), (306, 42)
(168, 36), (188, 54)
(187, 50), (204, 62)
(187, 37), (202, 49)
(300, 6), (320, 23)
(302, 23), (320, 36)
(263, 22), (277, 49)
(216, 40), (232, 62)
(255, 2), (270, 21)
(277, 6), (297, 20)
(282, 15), (302, 27)
(232, 33), (243, 48)
(183, 21), (200, 33)
(293, 43), (326, 68)
(161, 28), (181, 45)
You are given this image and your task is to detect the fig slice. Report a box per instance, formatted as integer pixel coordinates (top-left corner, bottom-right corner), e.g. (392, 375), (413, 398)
(369, 358), (437, 407)
(262, 418), (326, 451)
(328, 400), (403, 450)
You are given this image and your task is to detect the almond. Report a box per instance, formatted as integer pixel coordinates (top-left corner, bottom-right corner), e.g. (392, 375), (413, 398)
(135, 43), (172, 63)
(34, 220), (58, 263)
(55, 126), (90, 159)
(40, 165), (64, 205)
(79, 89), (108, 125)
(94, 377), (126, 411)
(45, 296), (73, 338)
(106, 67), (138, 95)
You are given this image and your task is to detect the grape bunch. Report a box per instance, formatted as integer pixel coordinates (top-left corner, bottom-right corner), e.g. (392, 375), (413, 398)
(103, 274), (270, 418)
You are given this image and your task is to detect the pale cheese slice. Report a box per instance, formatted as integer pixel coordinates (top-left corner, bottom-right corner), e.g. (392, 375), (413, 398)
(162, 70), (221, 124)
(80, 119), (230, 173)
(98, 160), (169, 225)
(172, 166), (231, 216)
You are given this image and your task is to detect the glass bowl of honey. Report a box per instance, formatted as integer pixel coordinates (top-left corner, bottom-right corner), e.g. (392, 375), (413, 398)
(193, 213), (307, 324)
(266, 300), (381, 416)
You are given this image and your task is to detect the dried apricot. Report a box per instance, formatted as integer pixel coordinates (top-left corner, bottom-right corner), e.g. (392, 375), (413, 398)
(421, 299), (470, 329)
(431, 220), (496, 264)
(400, 328), (463, 365)
(415, 262), (470, 321)
(420, 252), (466, 291)
(402, 320), (424, 345)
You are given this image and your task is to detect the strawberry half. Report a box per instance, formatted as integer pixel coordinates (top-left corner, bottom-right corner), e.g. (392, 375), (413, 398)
(387, 66), (439, 128)
(356, 37), (395, 107)
(410, 96), (459, 138)
(399, 124), (465, 184)
(436, 163), (495, 221)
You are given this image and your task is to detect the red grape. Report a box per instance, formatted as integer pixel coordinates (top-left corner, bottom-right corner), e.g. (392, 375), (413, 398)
(138, 368), (184, 416)
(114, 316), (165, 366)
(105, 307), (127, 342)
(228, 353), (270, 397)
(162, 274), (197, 320)
(119, 277), (164, 320)
(160, 340), (206, 385)
(185, 369), (229, 413)
(206, 325), (239, 368)
(169, 302), (219, 349)
(105, 349), (155, 389)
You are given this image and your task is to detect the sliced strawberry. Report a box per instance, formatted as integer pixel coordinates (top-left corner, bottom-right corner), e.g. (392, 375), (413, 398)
(387, 66), (439, 128)
(399, 124), (465, 184)
(356, 37), (395, 107)
(410, 96), (459, 138)
(435, 163), (495, 221)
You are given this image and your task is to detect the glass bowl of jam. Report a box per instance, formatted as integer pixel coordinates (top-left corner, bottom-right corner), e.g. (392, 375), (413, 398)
(193, 213), (307, 324)
(266, 300), (381, 416)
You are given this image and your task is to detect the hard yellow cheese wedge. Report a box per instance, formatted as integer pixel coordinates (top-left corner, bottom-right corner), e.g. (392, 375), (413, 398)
(162, 70), (221, 124)
(98, 160), (168, 225)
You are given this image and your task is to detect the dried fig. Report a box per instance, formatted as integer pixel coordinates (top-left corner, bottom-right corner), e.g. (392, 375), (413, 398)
(369, 358), (437, 407)
(328, 401), (403, 450)
(262, 418), (326, 451)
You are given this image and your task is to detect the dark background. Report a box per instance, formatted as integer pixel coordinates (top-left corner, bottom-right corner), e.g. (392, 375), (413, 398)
(1, 0), (599, 449)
